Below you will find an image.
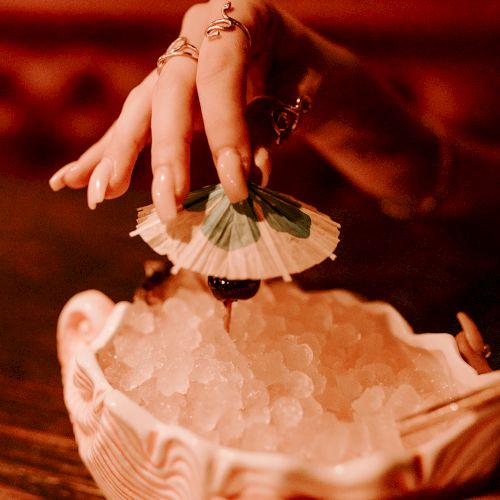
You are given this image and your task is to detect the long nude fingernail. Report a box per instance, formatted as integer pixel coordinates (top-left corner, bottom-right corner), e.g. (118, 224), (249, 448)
(457, 311), (485, 353)
(63, 161), (86, 185)
(49, 164), (72, 191)
(152, 166), (177, 222)
(253, 146), (272, 187)
(216, 148), (248, 203)
(88, 158), (112, 210)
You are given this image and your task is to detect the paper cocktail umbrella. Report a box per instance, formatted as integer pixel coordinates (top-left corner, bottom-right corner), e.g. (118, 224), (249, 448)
(130, 183), (340, 281)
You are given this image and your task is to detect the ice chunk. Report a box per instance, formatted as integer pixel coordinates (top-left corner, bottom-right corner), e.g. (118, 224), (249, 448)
(363, 413), (404, 453)
(242, 379), (271, 425)
(300, 397), (323, 418)
(283, 343), (314, 370)
(113, 331), (154, 368)
(251, 351), (288, 385)
(321, 385), (353, 420)
(385, 384), (421, 419)
(310, 414), (350, 464)
(352, 386), (386, 416)
(329, 323), (362, 347)
(120, 362), (154, 391)
(124, 299), (155, 335)
(358, 363), (395, 387)
(190, 357), (223, 384)
(336, 371), (363, 401)
(271, 397), (303, 429)
(242, 423), (278, 452)
(286, 371), (314, 399)
(217, 410), (245, 443)
(157, 356), (193, 397)
(184, 381), (231, 435)
(149, 392), (185, 424)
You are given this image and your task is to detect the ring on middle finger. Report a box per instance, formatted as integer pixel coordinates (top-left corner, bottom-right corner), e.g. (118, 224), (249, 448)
(157, 36), (199, 75)
(205, 1), (252, 48)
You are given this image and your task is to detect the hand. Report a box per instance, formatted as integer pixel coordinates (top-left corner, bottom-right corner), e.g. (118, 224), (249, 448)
(50, 0), (497, 220)
(49, 0), (335, 221)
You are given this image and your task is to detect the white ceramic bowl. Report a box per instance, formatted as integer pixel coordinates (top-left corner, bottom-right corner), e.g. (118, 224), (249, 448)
(57, 288), (500, 500)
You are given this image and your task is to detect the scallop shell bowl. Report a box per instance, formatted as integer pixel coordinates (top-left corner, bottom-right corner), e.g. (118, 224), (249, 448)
(57, 278), (500, 500)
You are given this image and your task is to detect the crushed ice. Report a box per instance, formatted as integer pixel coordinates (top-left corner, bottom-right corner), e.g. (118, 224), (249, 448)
(97, 271), (458, 465)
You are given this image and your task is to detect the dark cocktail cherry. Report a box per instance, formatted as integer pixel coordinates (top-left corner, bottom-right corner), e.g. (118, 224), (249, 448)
(207, 276), (261, 302)
(207, 276), (261, 333)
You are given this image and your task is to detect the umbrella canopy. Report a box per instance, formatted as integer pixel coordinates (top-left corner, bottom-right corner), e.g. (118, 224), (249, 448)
(131, 183), (340, 281)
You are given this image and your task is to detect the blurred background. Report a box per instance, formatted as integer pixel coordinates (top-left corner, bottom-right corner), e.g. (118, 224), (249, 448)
(0, 0), (499, 496)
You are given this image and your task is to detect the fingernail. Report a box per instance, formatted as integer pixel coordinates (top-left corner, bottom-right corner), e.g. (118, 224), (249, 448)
(49, 164), (71, 191)
(253, 146), (271, 187)
(172, 163), (190, 203)
(152, 166), (178, 222)
(87, 158), (112, 210)
(457, 312), (485, 353)
(215, 148), (248, 203)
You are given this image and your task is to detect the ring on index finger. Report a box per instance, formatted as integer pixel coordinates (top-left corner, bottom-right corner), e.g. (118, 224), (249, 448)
(205, 1), (252, 48)
(157, 37), (199, 75)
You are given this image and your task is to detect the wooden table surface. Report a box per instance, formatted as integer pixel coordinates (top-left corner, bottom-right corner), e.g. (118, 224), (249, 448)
(0, 170), (151, 498)
(1, 141), (499, 498)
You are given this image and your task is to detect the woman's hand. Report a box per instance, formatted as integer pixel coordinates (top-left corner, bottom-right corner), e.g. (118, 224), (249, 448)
(50, 0), (498, 220)
(49, 0), (330, 221)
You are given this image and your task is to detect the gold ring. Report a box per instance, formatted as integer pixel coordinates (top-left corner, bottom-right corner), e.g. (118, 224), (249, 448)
(205, 1), (252, 48)
(157, 37), (199, 75)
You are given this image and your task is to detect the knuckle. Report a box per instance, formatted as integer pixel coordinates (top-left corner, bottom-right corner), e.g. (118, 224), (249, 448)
(129, 134), (145, 154)
(108, 129), (143, 156)
(152, 141), (190, 168)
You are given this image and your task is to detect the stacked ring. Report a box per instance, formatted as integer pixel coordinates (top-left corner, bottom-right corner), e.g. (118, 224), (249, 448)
(157, 36), (199, 74)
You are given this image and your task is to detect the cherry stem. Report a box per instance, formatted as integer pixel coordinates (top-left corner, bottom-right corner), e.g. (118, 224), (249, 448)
(223, 299), (234, 333)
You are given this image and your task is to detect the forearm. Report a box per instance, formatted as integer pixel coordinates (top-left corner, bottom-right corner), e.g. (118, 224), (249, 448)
(295, 29), (499, 218)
